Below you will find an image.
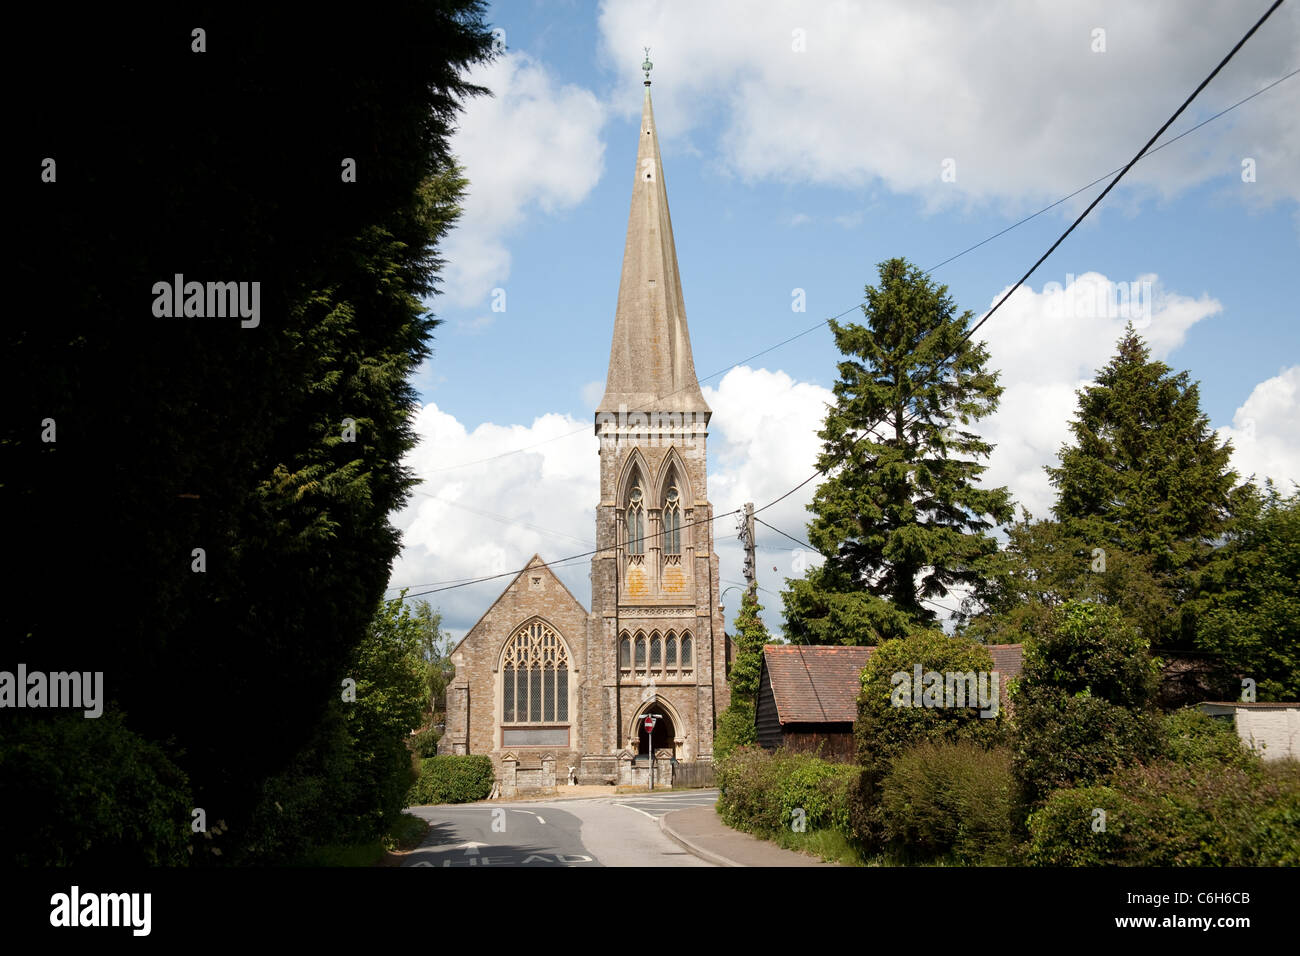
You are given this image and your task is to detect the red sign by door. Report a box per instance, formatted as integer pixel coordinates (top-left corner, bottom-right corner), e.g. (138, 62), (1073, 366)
(644, 716), (655, 732)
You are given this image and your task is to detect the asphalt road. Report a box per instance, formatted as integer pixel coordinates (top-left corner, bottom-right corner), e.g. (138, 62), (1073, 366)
(402, 789), (719, 867)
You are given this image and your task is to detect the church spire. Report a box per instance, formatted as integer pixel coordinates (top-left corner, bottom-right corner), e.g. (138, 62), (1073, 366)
(597, 54), (710, 419)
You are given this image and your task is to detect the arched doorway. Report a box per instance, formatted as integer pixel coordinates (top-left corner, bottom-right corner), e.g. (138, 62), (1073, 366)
(635, 705), (676, 761)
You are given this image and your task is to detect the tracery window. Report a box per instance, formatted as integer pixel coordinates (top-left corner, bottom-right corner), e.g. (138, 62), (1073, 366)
(663, 485), (681, 556)
(501, 620), (570, 724)
(627, 484), (645, 556)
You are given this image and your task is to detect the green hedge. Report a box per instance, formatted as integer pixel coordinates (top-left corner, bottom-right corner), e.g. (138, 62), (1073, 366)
(408, 754), (495, 805)
(0, 712), (192, 866)
(880, 741), (1014, 865)
(1026, 757), (1300, 866)
(716, 746), (858, 836)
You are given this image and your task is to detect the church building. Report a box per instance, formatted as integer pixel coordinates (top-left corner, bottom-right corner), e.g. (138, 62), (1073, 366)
(443, 58), (731, 791)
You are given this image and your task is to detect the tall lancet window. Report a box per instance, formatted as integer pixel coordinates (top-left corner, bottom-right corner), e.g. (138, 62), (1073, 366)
(627, 484), (645, 557)
(663, 485), (681, 556)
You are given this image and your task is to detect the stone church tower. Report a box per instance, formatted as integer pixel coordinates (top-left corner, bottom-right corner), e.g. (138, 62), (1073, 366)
(444, 59), (728, 790)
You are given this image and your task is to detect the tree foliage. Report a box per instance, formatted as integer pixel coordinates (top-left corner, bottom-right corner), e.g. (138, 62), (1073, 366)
(782, 258), (1012, 644)
(8, 5), (496, 861)
(1187, 482), (1300, 700)
(1046, 325), (1247, 649)
(1011, 602), (1163, 812)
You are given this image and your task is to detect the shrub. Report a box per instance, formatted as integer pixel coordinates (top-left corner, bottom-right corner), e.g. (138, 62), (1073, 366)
(1026, 758), (1300, 866)
(714, 700), (756, 761)
(1011, 691), (1163, 810)
(408, 754), (495, 805)
(855, 631), (1006, 779)
(409, 725), (442, 759)
(716, 746), (857, 837)
(852, 630), (1005, 848)
(1012, 602), (1163, 814)
(0, 712), (192, 866)
(1160, 707), (1253, 768)
(880, 741), (1014, 864)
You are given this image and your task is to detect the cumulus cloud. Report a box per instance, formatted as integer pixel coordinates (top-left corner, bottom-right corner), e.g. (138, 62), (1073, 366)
(1217, 365), (1300, 491)
(598, 0), (1300, 210)
(441, 51), (607, 308)
(972, 272), (1223, 519)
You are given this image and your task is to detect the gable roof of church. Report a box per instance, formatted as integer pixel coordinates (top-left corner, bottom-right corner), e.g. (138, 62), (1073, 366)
(448, 554), (589, 658)
(596, 69), (710, 418)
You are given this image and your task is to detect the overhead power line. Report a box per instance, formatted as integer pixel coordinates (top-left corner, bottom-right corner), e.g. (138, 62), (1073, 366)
(416, 62), (1294, 477)
(391, 9), (1287, 601)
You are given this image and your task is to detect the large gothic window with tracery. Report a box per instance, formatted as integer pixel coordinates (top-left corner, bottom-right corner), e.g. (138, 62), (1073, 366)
(501, 620), (570, 725)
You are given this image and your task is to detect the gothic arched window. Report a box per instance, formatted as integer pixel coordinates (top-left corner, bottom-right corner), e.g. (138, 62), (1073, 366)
(620, 635), (632, 670)
(666, 633), (677, 671)
(681, 633), (693, 672)
(663, 485), (681, 555)
(650, 634), (662, 672)
(501, 620), (570, 724)
(627, 484), (645, 556)
(635, 634), (647, 670)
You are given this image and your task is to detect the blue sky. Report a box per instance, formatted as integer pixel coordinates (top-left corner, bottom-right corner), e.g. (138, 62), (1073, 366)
(391, 0), (1300, 639)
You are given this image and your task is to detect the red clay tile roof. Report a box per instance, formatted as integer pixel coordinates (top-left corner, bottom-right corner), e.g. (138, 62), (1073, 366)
(762, 645), (873, 724)
(762, 642), (1025, 725)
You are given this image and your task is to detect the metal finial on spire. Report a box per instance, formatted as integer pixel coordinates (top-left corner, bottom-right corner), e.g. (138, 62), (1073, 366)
(642, 47), (653, 85)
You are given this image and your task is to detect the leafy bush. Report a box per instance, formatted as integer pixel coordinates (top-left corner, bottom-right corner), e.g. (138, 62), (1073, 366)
(880, 741), (1014, 864)
(0, 712), (192, 866)
(855, 631), (1006, 779)
(1026, 758), (1300, 866)
(852, 630), (1005, 848)
(714, 700), (756, 761)
(1012, 602), (1163, 812)
(716, 746), (858, 836)
(408, 754), (495, 805)
(1160, 707), (1254, 768)
(1012, 691), (1163, 809)
(409, 725), (442, 758)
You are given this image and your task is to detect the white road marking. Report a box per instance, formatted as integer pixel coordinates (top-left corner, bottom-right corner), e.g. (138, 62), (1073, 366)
(506, 808), (546, 824)
(617, 804), (660, 821)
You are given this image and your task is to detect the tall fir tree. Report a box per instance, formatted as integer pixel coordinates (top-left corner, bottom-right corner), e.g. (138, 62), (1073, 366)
(1046, 324), (1248, 646)
(782, 257), (1013, 645)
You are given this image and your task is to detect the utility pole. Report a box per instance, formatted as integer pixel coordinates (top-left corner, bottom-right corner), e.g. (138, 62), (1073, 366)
(738, 502), (756, 596)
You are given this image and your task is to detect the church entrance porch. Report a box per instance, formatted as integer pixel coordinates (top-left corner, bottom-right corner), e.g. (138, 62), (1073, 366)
(636, 708), (675, 762)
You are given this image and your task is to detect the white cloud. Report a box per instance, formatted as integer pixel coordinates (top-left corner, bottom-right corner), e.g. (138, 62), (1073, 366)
(581, 379), (605, 409)
(598, 0), (1300, 210)
(1217, 365), (1300, 490)
(972, 272), (1223, 519)
(442, 52), (607, 308)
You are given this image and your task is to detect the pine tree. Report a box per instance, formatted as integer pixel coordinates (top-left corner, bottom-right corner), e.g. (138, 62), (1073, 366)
(1046, 325), (1247, 647)
(782, 257), (1013, 644)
